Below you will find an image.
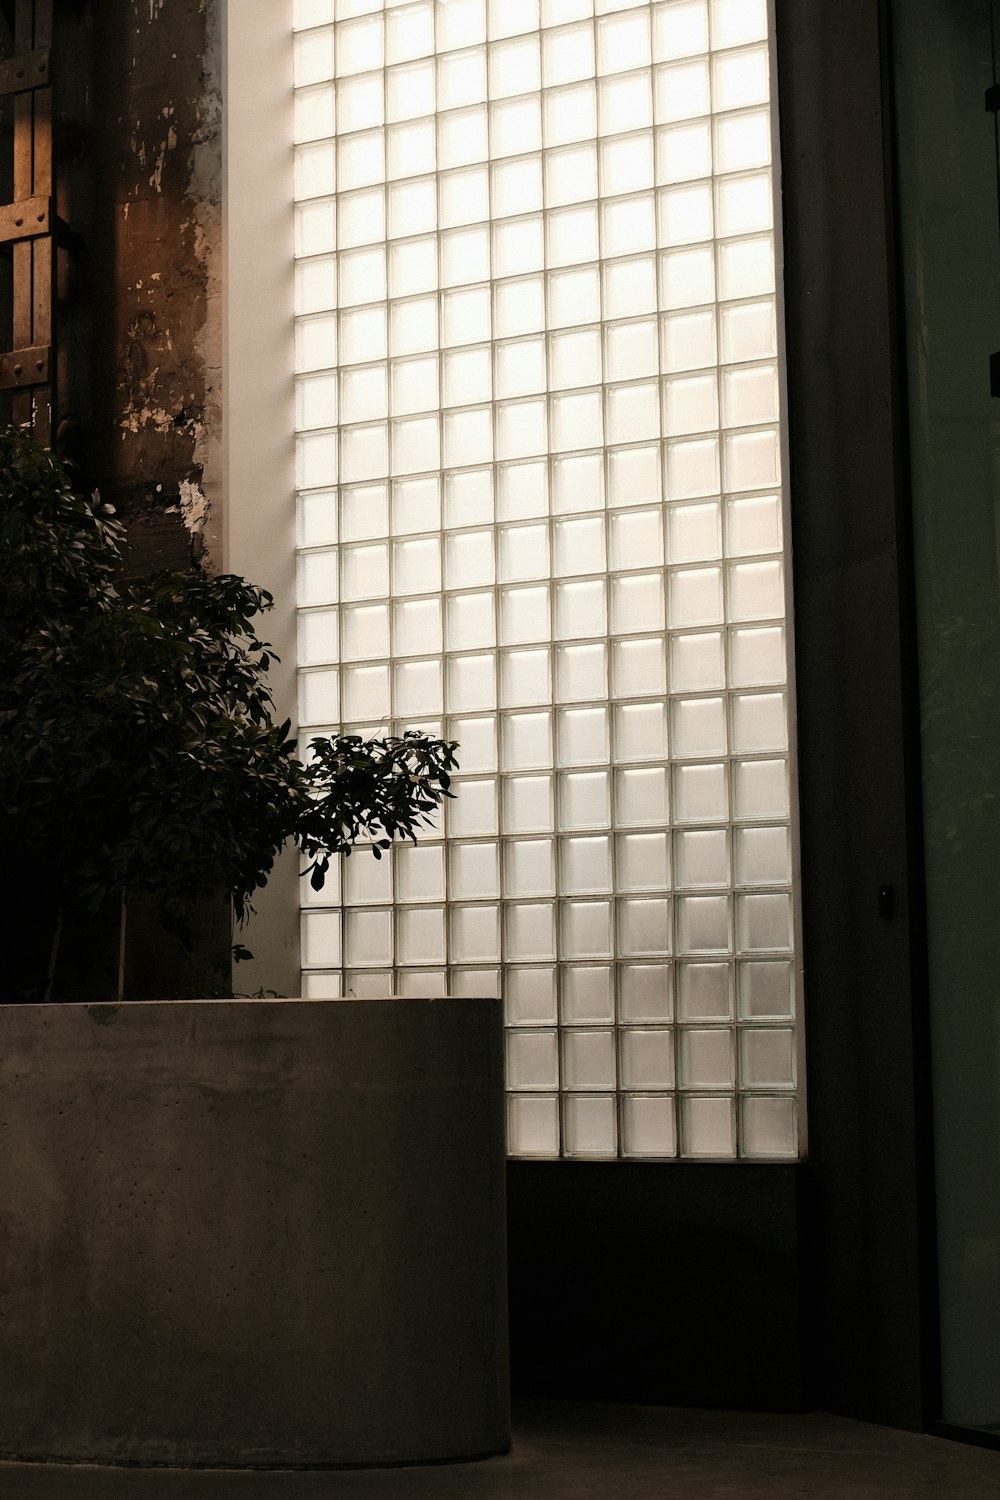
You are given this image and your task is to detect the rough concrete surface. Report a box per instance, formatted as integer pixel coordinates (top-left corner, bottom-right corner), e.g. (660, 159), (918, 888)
(0, 998), (509, 1468)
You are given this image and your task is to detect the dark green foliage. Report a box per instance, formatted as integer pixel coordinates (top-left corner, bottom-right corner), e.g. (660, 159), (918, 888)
(0, 427), (457, 983)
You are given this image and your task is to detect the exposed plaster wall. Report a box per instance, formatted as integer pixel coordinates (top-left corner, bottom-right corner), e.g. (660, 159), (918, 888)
(58, 0), (222, 576)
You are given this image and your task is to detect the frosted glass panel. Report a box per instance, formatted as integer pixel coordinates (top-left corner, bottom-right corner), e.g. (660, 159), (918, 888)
(292, 0), (796, 1160)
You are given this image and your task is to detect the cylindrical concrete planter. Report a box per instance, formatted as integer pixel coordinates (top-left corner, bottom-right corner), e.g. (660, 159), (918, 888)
(0, 997), (509, 1468)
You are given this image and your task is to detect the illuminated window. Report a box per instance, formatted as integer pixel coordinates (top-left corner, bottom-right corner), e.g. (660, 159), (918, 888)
(290, 0), (798, 1159)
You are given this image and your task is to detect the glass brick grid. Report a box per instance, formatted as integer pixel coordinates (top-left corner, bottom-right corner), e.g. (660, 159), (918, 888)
(292, 0), (798, 1160)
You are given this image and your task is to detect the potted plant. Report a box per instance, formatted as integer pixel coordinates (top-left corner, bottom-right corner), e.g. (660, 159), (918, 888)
(0, 430), (509, 1468)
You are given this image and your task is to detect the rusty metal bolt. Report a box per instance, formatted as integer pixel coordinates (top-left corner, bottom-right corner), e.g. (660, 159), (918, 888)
(14, 365), (22, 377)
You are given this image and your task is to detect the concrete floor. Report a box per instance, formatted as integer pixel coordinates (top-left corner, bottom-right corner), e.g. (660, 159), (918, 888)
(1, 1401), (999, 1498)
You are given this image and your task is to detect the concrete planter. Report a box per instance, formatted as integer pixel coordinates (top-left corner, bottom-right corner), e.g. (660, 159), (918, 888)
(0, 997), (509, 1469)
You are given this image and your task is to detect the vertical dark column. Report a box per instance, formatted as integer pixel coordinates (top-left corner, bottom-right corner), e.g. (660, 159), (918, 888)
(774, 0), (932, 1428)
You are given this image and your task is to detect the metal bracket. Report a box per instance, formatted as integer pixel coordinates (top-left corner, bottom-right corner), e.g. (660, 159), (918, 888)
(0, 193), (49, 244)
(0, 46), (47, 94)
(0, 342), (49, 388)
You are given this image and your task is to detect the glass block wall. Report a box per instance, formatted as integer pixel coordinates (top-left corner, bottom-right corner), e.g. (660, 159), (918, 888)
(291, 0), (799, 1159)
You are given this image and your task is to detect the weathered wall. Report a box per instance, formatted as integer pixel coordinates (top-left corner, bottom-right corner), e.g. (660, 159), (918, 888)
(55, 0), (222, 576)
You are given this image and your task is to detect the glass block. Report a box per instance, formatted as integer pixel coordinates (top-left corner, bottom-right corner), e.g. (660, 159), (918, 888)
(712, 44), (770, 112)
(301, 972), (343, 999)
(603, 256), (658, 319)
(718, 234), (775, 300)
(337, 130), (385, 194)
(653, 0), (708, 62)
(545, 139), (599, 207)
(678, 1028), (734, 1090)
(560, 835), (612, 896)
(441, 225), (491, 287)
(451, 966), (501, 998)
(445, 592), (495, 652)
(343, 601), (390, 661)
(607, 448), (661, 511)
(622, 1095), (676, 1158)
(386, 59), (435, 122)
(611, 636), (667, 698)
(728, 560), (784, 624)
(740, 1027), (795, 1091)
(677, 961), (731, 1021)
(657, 119), (712, 183)
(448, 714), (498, 773)
(653, 57), (709, 125)
(298, 490), (340, 552)
(556, 706), (610, 766)
(504, 774), (555, 834)
(676, 893), (730, 956)
(502, 710), (553, 770)
(507, 1094), (560, 1157)
(738, 959), (794, 1020)
(339, 366), (388, 429)
(447, 654), (496, 713)
(391, 355), (438, 417)
(443, 470), (493, 532)
(738, 892), (792, 953)
(439, 103), (490, 168)
(441, 164), (490, 230)
(553, 452), (605, 514)
(444, 407), (493, 468)
(294, 81), (336, 144)
(296, 430), (339, 490)
(741, 1096), (797, 1160)
(501, 647), (551, 707)
(681, 1094), (736, 1156)
(494, 461), (544, 521)
(597, 7), (650, 70)
(447, 777), (499, 837)
(544, 80), (598, 146)
(388, 178), (438, 239)
(555, 579), (606, 640)
(726, 494), (781, 557)
(549, 266), (601, 328)
(563, 1030), (616, 1091)
(719, 302), (775, 369)
(299, 608), (340, 668)
(618, 832), (671, 893)
(548, 205), (601, 270)
(443, 530), (493, 593)
(671, 696), (727, 759)
(550, 515), (603, 576)
(606, 383), (661, 446)
(393, 535), (441, 595)
(546, 332), (599, 396)
(506, 966), (558, 1026)
(298, 548), (340, 608)
(666, 437), (720, 501)
(599, 73), (653, 138)
(506, 902), (557, 962)
(496, 585), (547, 648)
(670, 630), (725, 693)
(494, 219), (545, 279)
(450, 841), (500, 901)
(661, 309), (716, 376)
(496, 395), (548, 459)
(619, 897), (672, 958)
(392, 475), (441, 537)
(563, 1094), (617, 1157)
(342, 662), (390, 720)
(616, 766), (669, 826)
(301, 909), (342, 969)
(438, 0), (487, 52)
(737, 825), (791, 887)
(603, 331), (655, 399)
(609, 573), (665, 637)
(498, 525), (548, 586)
(712, 0), (767, 46)
(341, 421), (389, 484)
(663, 373), (718, 440)
(620, 1029), (674, 1090)
(437, 49), (486, 114)
(504, 837), (556, 897)
(733, 759), (789, 822)
(542, 23), (594, 88)
(296, 312), (338, 376)
(397, 905), (446, 965)
(489, 0), (538, 40)
(674, 827), (728, 889)
(490, 95), (543, 158)
(345, 846), (392, 907)
(495, 337), (546, 400)
(395, 660), (440, 717)
(387, 297), (435, 361)
(667, 500), (721, 564)
(722, 365), (778, 432)
(600, 133), (654, 197)
(295, 140), (336, 202)
(344, 971), (393, 999)
(337, 72), (384, 136)
(562, 966), (614, 1025)
(559, 770), (611, 830)
(491, 34), (541, 98)
(620, 963), (673, 1023)
(554, 637), (606, 701)
(729, 626), (785, 688)
(451, 903), (501, 962)
(346, 907), (394, 967)
(493, 157), (543, 220)
(661, 245), (715, 309)
(673, 761), (729, 824)
(609, 511), (663, 575)
(507, 1028), (559, 1089)
(562, 900), (614, 960)
(341, 541), (390, 601)
(296, 254), (338, 318)
(295, 198), (337, 260)
(397, 969), (448, 997)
